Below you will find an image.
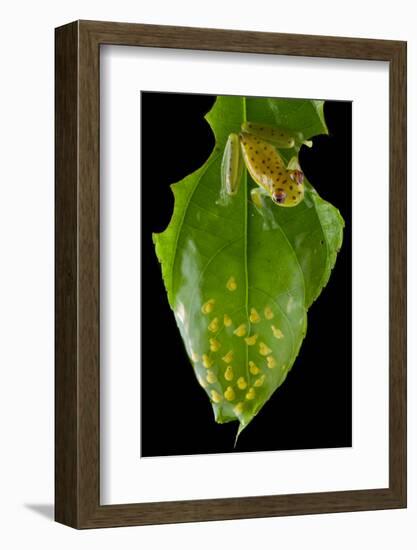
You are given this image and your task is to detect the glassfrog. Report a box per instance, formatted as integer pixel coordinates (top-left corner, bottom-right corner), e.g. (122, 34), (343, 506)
(221, 121), (312, 208)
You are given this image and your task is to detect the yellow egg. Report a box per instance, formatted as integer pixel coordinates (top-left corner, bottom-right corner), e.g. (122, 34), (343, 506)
(224, 386), (235, 401)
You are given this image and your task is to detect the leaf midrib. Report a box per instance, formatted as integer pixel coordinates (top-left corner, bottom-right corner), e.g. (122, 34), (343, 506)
(242, 96), (250, 383)
(243, 97), (307, 378)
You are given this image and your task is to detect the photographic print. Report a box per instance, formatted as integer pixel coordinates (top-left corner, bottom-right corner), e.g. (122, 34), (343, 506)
(141, 92), (352, 457)
(55, 21), (406, 527)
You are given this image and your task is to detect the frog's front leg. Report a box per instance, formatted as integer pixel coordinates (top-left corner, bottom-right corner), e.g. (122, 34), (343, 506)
(220, 133), (243, 200)
(286, 156), (304, 187)
(250, 186), (269, 209)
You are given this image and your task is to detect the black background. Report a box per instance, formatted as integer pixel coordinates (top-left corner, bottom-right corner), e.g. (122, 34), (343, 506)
(141, 92), (352, 456)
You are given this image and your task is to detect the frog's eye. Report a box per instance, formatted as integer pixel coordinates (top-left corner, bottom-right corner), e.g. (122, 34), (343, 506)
(241, 121), (295, 148)
(272, 190), (287, 204)
(221, 133), (243, 197)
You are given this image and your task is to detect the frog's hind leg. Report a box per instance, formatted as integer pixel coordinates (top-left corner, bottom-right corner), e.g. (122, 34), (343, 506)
(218, 133), (243, 206)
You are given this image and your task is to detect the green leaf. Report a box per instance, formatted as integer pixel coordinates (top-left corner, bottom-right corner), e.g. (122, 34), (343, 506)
(153, 96), (344, 437)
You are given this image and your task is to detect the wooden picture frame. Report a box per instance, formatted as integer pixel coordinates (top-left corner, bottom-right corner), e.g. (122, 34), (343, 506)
(55, 20), (407, 529)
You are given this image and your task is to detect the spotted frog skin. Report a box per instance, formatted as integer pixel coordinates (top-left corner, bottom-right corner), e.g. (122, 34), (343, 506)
(221, 121), (311, 208)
